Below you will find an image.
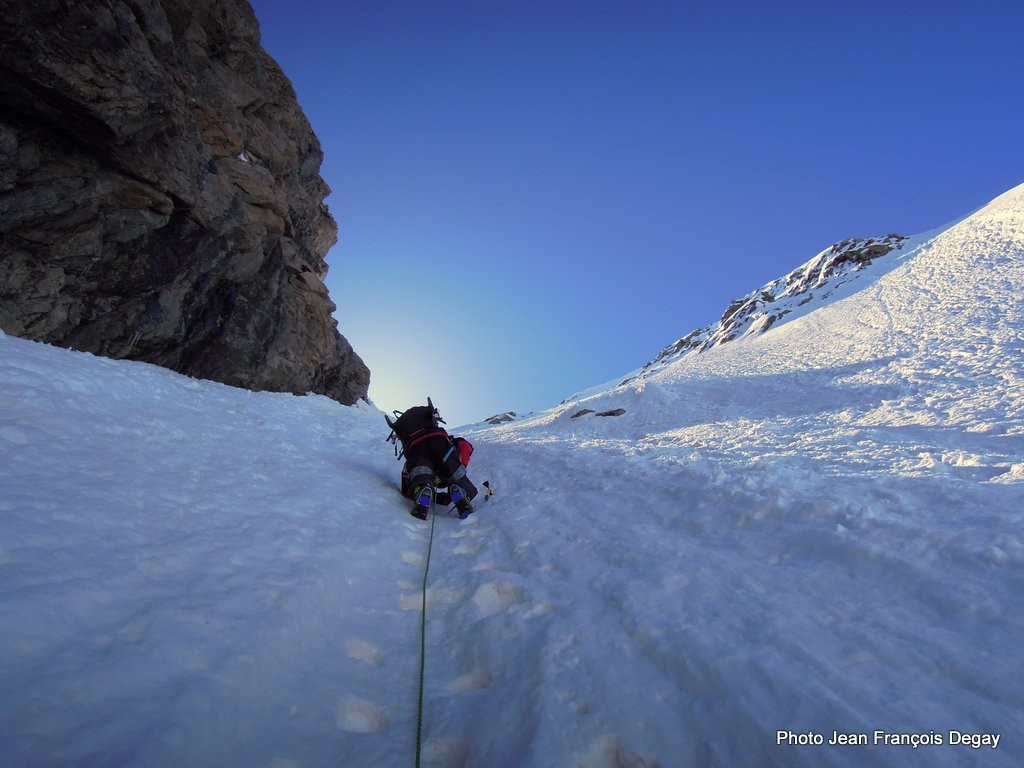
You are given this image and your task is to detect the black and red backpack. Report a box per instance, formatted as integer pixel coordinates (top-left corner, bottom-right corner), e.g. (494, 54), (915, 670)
(385, 398), (475, 465)
(385, 397), (447, 458)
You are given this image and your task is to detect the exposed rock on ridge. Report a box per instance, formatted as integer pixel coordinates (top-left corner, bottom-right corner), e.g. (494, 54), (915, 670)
(0, 0), (369, 404)
(485, 411), (517, 425)
(639, 234), (907, 376)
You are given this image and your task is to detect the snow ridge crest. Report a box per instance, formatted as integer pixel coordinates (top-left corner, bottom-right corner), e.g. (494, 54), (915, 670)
(640, 233), (907, 374)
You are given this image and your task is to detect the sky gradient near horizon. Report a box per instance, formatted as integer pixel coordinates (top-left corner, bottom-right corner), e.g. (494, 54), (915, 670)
(248, 0), (1023, 427)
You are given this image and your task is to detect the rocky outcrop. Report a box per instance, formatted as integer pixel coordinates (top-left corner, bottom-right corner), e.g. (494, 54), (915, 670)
(0, 0), (369, 403)
(570, 407), (625, 419)
(485, 411), (517, 425)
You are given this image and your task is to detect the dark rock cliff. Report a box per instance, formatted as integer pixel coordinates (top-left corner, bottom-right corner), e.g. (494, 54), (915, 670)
(0, 0), (369, 404)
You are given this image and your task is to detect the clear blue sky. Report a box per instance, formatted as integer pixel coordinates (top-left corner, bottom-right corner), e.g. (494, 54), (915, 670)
(248, 0), (1023, 428)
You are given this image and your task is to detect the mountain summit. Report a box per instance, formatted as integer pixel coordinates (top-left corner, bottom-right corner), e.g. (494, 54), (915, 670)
(557, 182), (1024, 445)
(642, 232), (908, 374)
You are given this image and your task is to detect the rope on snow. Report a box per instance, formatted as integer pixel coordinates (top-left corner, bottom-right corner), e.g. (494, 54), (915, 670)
(414, 509), (437, 767)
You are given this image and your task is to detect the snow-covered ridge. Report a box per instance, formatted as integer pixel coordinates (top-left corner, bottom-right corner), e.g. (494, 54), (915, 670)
(640, 233), (908, 375)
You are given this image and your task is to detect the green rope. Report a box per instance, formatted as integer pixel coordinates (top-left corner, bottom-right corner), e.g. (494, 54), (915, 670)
(415, 509), (437, 768)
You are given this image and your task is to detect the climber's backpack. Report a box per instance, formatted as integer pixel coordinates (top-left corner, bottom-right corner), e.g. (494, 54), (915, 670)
(385, 398), (446, 458)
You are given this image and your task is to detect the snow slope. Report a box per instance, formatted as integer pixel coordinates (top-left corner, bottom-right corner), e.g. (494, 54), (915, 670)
(639, 233), (911, 373)
(2, 183), (1023, 767)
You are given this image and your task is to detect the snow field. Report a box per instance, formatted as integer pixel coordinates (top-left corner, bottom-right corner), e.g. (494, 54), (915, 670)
(2, 183), (1023, 767)
(0, 335), (429, 767)
(453, 428), (1021, 768)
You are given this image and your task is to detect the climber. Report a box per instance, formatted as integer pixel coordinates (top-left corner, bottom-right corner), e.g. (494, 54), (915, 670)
(398, 435), (474, 505)
(385, 398), (479, 520)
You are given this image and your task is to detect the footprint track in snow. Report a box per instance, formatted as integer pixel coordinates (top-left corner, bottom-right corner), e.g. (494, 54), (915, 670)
(344, 638), (383, 667)
(472, 581), (526, 618)
(400, 587), (465, 611)
(401, 551), (425, 566)
(420, 736), (468, 768)
(446, 666), (492, 694)
(336, 694), (388, 733)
